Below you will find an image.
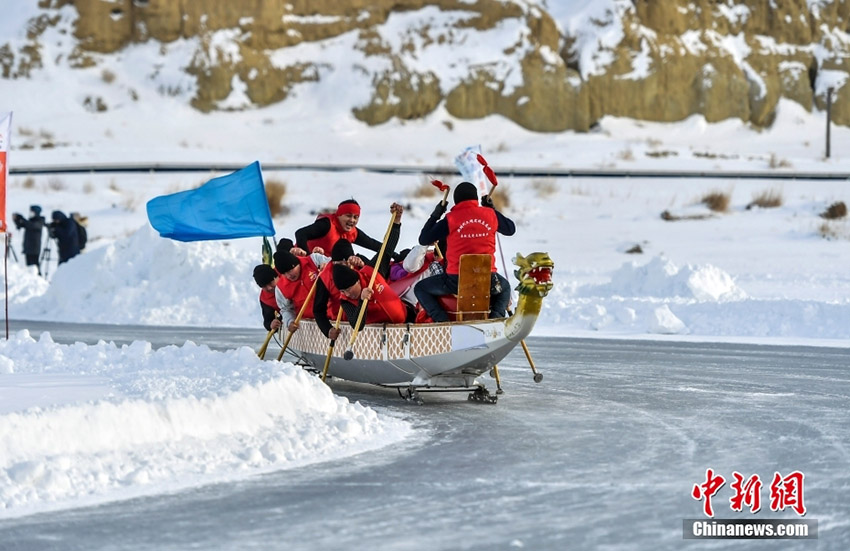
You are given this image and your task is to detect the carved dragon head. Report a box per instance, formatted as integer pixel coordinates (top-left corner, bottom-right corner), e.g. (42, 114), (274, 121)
(513, 252), (554, 297)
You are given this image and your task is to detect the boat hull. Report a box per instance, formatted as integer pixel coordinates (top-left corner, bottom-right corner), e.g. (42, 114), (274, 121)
(287, 317), (532, 388)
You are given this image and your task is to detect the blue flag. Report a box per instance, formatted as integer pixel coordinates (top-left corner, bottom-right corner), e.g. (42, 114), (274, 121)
(146, 161), (275, 242)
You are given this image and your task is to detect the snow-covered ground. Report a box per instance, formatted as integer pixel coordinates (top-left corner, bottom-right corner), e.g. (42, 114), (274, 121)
(1, 0), (849, 521)
(0, 330), (411, 519)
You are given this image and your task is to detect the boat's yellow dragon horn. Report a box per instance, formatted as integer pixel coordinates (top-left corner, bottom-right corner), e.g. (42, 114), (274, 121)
(505, 252), (554, 342)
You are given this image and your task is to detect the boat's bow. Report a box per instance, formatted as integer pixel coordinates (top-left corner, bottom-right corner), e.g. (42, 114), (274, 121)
(505, 251), (555, 342)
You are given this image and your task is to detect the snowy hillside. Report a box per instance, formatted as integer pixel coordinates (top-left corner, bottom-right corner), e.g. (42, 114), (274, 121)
(4, 1), (850, 155)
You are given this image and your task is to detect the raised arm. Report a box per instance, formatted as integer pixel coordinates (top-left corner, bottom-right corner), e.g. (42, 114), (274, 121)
(295, 217), (332, 251)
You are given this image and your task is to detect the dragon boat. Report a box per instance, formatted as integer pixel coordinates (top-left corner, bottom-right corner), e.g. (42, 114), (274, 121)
(285, 252), (554, 403)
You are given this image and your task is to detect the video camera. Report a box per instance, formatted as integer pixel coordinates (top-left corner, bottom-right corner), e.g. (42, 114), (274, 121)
(47, 221), (58, 239)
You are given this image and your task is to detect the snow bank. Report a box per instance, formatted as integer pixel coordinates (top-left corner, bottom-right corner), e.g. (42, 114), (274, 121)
(10, 225), (260, 327)
(0, 330), (411, 518)
(586, 256), (747, 302)
(1, 263), (50, 305)
(535, 256), (850, 341)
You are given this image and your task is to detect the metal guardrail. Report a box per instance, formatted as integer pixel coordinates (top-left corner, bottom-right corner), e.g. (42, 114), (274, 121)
(9, 162), (850, 180)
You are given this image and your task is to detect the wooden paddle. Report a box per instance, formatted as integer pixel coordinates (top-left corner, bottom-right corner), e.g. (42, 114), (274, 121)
(343, 208), (398, 360)
(257, 312), (280, 359)
(321, 307), (345, 382)
(522, 340), (543, 383)
(430, 179), (450, 260)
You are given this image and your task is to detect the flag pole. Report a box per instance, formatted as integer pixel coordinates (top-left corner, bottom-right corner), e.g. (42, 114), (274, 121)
(4, 233), (9, 339)
(1, 112), (11, 339)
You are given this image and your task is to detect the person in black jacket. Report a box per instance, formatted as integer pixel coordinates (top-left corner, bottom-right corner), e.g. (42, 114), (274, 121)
(12, 205), (46, 274)
(253, 264), (281, 332)
(415, 182), (515, 322)
(295, 201), (404, 266)
(49, 211), (81, 264)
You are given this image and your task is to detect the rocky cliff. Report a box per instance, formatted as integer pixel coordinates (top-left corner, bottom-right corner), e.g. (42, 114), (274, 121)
(3, 0), (849, 130)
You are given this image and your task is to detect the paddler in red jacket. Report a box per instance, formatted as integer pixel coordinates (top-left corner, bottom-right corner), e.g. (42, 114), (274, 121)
(312, 239), (362, 338)
(330, 263), (413, 338)
(295, 199), (403, 261)
(273, 249), (329, 333)
(312, 202), (405, 337)
(252, 264), (282, 331)
(414, 181), (515, 322)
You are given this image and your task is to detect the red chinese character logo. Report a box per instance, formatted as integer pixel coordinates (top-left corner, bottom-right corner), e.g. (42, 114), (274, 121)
(770, 471), (806, 516)
(692, 468), (726, 517)
(730, 472), (762, 513)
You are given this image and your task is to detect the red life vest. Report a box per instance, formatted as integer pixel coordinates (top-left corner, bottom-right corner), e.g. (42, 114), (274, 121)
(276, 256), (320, 318)
(306, 213), (358, 255)
(445, 200), (497, 274)
(259, 288), (278, 311)
(342, 265), (407, 324)
(319, 264), (347, 321)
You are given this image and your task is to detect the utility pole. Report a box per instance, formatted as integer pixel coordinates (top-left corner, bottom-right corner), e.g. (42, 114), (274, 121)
(826, 87), (833, 159)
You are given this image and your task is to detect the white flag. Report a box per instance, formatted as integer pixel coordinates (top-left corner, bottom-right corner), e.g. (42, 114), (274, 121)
(453, 145), (487, 193)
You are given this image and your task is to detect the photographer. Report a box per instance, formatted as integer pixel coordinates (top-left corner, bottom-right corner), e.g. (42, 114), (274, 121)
(48, 210), (80, 265)
(12, 205), (46, 275)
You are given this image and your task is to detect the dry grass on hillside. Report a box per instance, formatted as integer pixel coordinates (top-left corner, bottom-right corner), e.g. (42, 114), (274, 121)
(645, 150), (678, 158)
(410, 175), (453, 199)
(617, 148), (635, 161)
(820, 201), (847, 220)
(47, 177), (66, 191)
(661, 210), (712, 221)
(265, 179), (289, 217)
(768, 153), (792, 169)
(490, 185), (511, 212)
(531, 178), (558, 198)
(700, 190), (731, 212)
(818, 220), (850, 240)
(746, 188), (784, 210)
(410, 179), (440, 199)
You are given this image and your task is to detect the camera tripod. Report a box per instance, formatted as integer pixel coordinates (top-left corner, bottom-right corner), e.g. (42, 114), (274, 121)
(4, 236), (18, 263)
(40, 238), (55, 278)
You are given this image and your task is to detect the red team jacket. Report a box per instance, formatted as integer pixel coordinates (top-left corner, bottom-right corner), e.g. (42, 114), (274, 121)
(342, 265), (407, 324)
(444, 200), (498, 274)
(276, 255), (320, 318)
(306, 214), (358, 255)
